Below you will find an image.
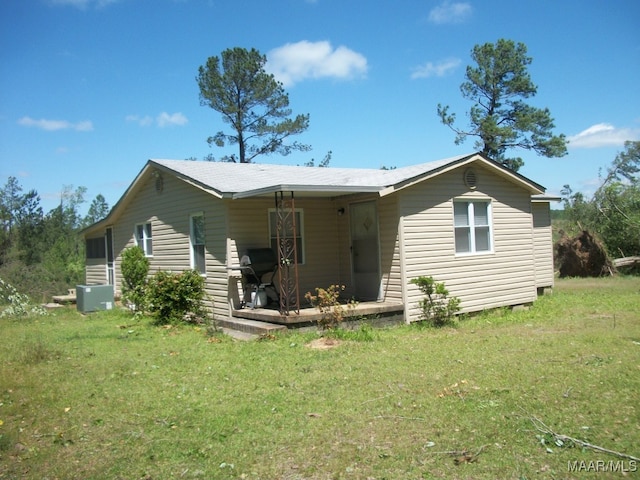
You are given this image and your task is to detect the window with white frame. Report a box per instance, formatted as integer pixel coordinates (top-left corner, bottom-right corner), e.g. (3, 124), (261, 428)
(453, 200), (492, 254)
(269, 209), (304, 264)
(135, 222), (153, 256)
(190, 213), (206, 275)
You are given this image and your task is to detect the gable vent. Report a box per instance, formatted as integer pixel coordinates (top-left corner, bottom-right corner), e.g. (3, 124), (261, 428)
(463, 168), (477, 190)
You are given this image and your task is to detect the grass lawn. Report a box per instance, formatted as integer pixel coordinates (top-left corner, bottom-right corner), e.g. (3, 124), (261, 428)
(1, 277), (639, 479)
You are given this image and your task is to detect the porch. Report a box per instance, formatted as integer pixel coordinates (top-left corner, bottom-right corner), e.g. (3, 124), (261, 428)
(230, 300), (405, 326)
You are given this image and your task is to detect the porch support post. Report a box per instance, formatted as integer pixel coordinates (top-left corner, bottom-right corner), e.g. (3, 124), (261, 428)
(274, 191), (300, 315)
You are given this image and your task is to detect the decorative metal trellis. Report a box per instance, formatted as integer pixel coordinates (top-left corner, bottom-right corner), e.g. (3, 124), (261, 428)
(274, 192), (300, 315)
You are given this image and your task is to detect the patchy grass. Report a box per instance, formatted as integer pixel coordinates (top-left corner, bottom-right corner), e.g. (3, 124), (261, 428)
(1, 277), (639, 479)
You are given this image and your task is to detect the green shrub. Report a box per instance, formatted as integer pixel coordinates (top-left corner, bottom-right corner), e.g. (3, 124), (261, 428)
(146, 270), (206, 325)
(120, 246), (149, 312)
(410, 276), (460, 327)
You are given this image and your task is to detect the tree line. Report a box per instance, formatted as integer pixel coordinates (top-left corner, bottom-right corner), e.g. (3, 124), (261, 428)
(0, 177), (109, 301)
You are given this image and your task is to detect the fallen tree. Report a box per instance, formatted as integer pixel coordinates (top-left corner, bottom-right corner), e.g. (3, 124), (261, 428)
(613, 256), (640, 268)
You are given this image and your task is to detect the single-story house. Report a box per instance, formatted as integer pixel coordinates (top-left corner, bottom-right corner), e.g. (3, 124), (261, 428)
(81, 152), (557, 325)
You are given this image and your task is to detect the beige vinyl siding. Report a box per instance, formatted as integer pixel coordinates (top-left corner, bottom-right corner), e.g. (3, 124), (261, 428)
(335, 201), (353, 296)
(400, 163), (537, 321)
(85, 258), (107, 285)
(301, 199), (344, 291)
(112, 172), (228, 319)
(532, 201), (554, 288)
(226, 197), (345, 305)
(378, 194), (402, 302)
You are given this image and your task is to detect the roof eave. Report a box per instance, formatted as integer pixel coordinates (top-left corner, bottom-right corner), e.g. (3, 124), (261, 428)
(232, 184), (383, 199)
(532, 194), (562, 202)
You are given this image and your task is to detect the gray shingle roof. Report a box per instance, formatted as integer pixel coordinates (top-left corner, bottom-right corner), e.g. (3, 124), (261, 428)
(151, 154), (473, 198)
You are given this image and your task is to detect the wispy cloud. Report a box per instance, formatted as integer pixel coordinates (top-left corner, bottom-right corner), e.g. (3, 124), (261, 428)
(49, 0), (120, 9)
(18, 116), (94, 132)
(126, 112), (188, 128)
(568, 123), (640, 148)
(125, 114), (154, 127)
(266, 40), (368, 87)
(428, 1), (473, 24)
(411, 57), (461, 79)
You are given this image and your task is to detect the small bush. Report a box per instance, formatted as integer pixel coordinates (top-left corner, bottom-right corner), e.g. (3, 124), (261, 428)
(305, 284), (357, 330)
(120, 246), (150, 312)
(146, 270), (206, 325)
(410, 276), (460, 327)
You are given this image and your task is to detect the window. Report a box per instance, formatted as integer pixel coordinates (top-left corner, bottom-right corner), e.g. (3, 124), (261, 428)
(190, 213), (206, 275)
(454, 200), (492, 254)
(85, 237), (106, 259)
(135, 222), (153, 256)
(269, 209), (304, 264)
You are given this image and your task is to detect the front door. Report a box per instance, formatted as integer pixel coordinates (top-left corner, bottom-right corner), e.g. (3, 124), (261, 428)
(350, 201), (381, 301)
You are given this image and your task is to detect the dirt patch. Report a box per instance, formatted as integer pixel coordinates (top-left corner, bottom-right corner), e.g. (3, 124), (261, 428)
(306, 337), (342, 350)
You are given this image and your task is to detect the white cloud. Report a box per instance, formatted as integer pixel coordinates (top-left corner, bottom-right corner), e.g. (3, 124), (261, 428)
(411, 57), (461, 79)
(156, 112), (188, 127)
(428, 1), (472, 24)
(126, 112), (188, 128)
(18, 116), (94, 132)
(567, 123), (640, 148)
(266, 40), (368, 87)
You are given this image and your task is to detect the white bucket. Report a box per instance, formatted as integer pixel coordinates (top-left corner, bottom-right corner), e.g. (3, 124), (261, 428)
(250, 290), (267, 308)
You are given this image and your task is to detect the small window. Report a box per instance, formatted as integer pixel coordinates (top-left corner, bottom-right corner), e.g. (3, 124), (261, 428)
(135, 222), (153, 256)
(85, 237), (106, 259)
(269, 209), (304, 264)
(454, 200), (492, 254)
(190, 213), (206, 275)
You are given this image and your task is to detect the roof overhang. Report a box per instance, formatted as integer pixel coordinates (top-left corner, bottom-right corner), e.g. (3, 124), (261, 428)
(232, 184), (383, 199)
(532, 194), (562, 202)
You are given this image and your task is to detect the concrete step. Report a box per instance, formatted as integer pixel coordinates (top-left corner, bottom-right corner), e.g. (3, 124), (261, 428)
(217, 317), (288, 337)
(220, 328), (260, 341)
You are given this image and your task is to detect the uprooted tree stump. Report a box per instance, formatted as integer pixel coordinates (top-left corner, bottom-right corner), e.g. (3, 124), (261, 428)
(554, 230), (615, 277)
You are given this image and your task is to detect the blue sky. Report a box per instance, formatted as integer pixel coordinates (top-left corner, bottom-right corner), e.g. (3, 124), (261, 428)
(1, 0), (639, 214)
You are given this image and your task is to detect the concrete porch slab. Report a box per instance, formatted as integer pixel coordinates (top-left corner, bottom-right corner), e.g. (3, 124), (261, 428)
(231, 300), (404, 325)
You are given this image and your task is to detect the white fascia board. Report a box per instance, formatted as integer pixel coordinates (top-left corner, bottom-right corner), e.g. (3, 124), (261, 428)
(232, 184), (382, 199)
